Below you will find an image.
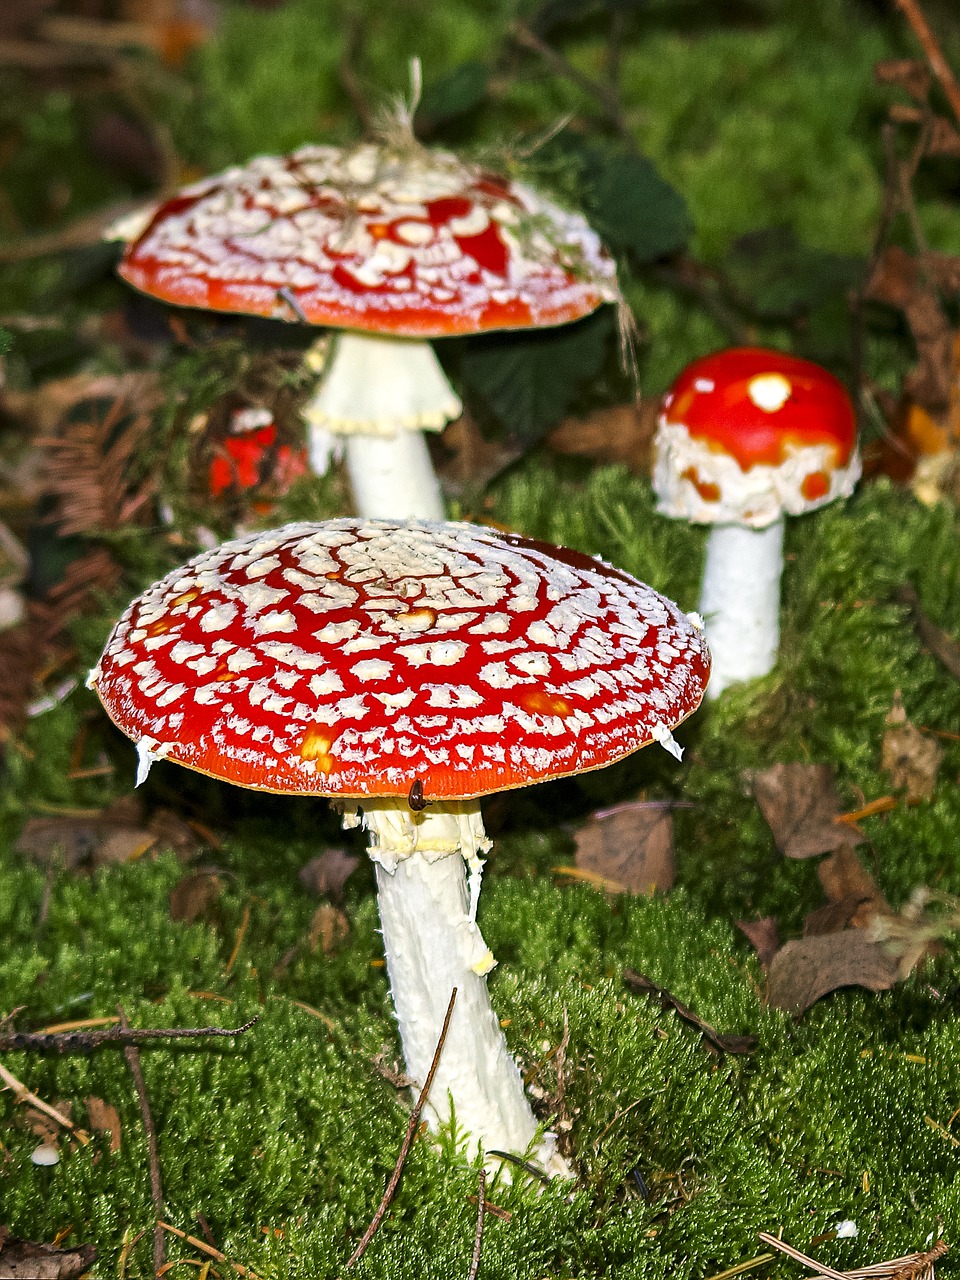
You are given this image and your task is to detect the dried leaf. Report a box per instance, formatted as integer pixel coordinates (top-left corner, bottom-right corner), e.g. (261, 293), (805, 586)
(307, 903), (349, 954)
(766, 932), (899, 1013)
(803, 893), (871, 936)
(817, 845), (891, 927)
(0, 1230), (96, 1280)
(881, 691), (943, 802)
(623, 969), (757, 1054)
(753, 762), (864, 859)
(298, 849), (359, 905)
(736, 916), (780, 967)
(546, 400), (658, 475)
(573, 802), (674, 895)
(864, 246), (953, 411)
(169, 872), (223, 924)
(85, 1096), (121, 1153)
(435, 412), (523, 497)
(15, 808), (155, 872)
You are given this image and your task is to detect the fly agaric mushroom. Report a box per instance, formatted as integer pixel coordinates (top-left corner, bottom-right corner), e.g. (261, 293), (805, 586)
(652, 347), (860, 697)
(88, 518), (709, 1171)
(112, 142), (618, 521)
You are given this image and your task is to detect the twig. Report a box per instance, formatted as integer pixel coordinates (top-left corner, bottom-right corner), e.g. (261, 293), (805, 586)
(157, 1222), (263, 1280)
(0, 1016), (260, 1053)
(338, 11), (375, 136)
(118, 1005), (165, 1277)
(895, 583), (960, 680)
(467, 1169), (486, 1280)
(0, 200), (142, 264)
(510, 21), (627, 135)
(345, 988), (458, 1269)
(0, 1060), (90, 1143)
(893, 0), (960, 128)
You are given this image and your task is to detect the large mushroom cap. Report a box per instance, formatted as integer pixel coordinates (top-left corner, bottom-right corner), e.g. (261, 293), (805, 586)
(653, 347), (860, 528)
(90, 519), (710, 800)
(115, 143), (618, 338)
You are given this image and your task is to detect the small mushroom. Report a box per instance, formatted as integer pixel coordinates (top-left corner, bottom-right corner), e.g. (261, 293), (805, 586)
(652, 347), (860, 697)
(88, 518), (709, 1172)
(112, 143), (618, 521)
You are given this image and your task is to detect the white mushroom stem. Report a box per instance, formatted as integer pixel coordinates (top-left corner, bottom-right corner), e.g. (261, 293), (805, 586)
(303, 332), (461, 520)
(698, 516), (785, 698)
(348, 796), (565, 1174)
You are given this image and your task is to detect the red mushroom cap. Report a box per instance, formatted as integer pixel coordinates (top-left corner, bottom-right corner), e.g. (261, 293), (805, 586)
(661, 347), (857, 471)
(653, 347), (861, 528)
(116, 144), (618, 338)
(90, 519), (709, 800)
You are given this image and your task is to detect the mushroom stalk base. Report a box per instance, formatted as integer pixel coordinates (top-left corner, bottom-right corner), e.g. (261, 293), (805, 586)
(699, 517), (784, 698)
(358, 798), (564, 1174)
(303, 332), (461, 520)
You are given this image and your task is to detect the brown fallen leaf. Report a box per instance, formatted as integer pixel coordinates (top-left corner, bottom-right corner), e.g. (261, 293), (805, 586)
(435, 412), (523, 497)
(0, 1229), (96, 1280)
(753, 762), (864, 859)
(169, 872), (223, 924)
(85, 1096), (121, 1153)
(803, 892), (871, 937)
(766, 932), (899, 1014)
(546, 399), (659, 474)
(15, 808), (156, 872)
(573, 802), (674, 895)
(816, 844), (891, 928)
(299, 848), (359, 905)
(308, 903), (349, 954)
(736, 916), (780, 967)
(623, 969), (757, 1054)
(882, 691), (943, 802)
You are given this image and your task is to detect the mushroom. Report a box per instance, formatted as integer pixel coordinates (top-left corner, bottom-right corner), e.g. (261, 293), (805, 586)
(112, 143), (618, 521)
(88, 518), (709, 1170)
(652, 347), (860, 698)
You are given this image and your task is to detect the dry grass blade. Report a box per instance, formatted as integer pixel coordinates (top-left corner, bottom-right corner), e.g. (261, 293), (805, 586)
(346, 988), (458, 1269)
(157, 1222), (263, 1279)
(759, 1232), (949, 1280)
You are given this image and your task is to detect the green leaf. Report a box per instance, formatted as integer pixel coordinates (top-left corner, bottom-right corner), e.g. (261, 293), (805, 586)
(725, 226), (865, 321)
(581, 147), (693, 263)
(461, 309), (613, 444)
(416, 62), (489, 128)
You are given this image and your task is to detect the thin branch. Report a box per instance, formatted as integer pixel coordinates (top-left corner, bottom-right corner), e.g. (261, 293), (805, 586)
(510, 21), (627, 136)
(346, 988), (458, 1269)
(467, 1169), (486, 1280)
(895, 582), (960, 681)
(119, 1005), (165, 1277)
(0, 1016), (260, 1054)
(0, 1060), (90, 1144)
(893, 0), (960, 128)
(338, 11), (375, 136)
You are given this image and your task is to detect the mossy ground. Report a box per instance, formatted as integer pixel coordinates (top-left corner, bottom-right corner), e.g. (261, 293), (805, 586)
(3, 1), (960, 1276)
(2, 465), (959, 1279)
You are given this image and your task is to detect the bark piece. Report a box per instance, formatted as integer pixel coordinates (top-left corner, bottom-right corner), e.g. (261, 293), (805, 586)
(0, 1232), (95, 1280)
